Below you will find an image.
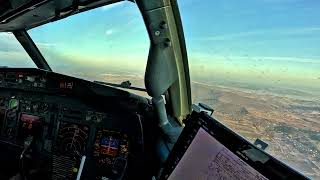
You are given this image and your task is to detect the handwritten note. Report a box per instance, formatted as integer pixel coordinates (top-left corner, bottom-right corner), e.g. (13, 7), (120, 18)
(168, 128), (268, 180)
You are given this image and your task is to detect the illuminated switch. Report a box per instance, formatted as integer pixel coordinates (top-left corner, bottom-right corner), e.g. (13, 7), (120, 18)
(72, 167), (78, 173)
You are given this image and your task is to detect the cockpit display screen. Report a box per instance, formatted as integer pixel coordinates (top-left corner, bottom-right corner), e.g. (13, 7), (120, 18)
(100, 136), (120, 156)
(19, 114), (43, 138)
(168, 128), (268, 180)
(20, 114), (40, 123)
(93, 130), (121, 166)
(55, 122), (89, 157)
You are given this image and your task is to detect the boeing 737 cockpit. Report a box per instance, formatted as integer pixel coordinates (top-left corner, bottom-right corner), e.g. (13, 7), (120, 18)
(0, 0), (317, 180)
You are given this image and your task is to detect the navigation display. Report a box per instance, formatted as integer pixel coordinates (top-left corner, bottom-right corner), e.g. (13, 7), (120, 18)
(55, 122), (89, 157)
(168, 128), (268, 180)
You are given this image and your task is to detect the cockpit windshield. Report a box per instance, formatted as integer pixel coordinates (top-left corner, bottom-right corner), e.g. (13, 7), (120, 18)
(178, 0), (320, 179)
(28, 2), (149, 88)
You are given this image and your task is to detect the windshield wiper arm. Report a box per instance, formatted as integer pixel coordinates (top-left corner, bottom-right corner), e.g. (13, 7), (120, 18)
(94, 80), (146, 92)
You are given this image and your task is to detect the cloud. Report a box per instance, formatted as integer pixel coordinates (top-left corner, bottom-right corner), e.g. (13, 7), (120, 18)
(105, 29), (113, 36)
(253, 56), (320, 64)
(197, 27), (320, 41)
(189, 53), (320, 65)
(101, 2), (124, 11)
(261, 0), (303, 3)
(0, 32), (30, 52)
(0, 50), (35, 67)
(201, 31), (262, 41)
(100, 73), (140, 78)
(0, 32), (13, 38)
(35, 42), (56, 48)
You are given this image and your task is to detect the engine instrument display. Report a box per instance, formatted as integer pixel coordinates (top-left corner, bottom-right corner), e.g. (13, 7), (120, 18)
(55, 122), (89, 157)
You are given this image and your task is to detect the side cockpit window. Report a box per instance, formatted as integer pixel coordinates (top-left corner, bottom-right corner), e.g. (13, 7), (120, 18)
(178, 0), (320, 179)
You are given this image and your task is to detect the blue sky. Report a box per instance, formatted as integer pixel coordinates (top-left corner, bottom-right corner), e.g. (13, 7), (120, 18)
(179, 0), (320, 91)
(180, 0), (320, 58)
(0, 0), (319, 91)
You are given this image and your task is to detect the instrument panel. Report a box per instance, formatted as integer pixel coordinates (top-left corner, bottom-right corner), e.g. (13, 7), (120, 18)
(0, 68), (148, 180)
(0, 94), (132, 179)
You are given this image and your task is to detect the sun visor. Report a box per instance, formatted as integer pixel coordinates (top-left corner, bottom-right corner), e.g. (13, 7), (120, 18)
(145, 45), (178, 97)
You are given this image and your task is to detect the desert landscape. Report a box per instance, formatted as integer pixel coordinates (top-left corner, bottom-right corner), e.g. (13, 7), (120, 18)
(191, 81), (320, 179)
